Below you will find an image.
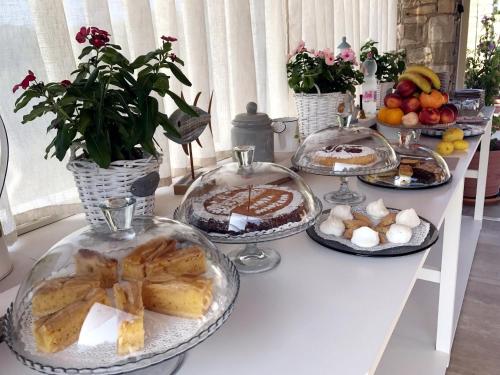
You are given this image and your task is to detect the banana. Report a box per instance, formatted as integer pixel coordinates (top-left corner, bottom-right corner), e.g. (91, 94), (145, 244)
(398, 72), (432, 93)
(404, 65), (441, 90)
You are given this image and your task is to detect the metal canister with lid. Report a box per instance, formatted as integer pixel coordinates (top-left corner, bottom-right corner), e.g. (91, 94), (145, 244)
(231, 102), (275, 162)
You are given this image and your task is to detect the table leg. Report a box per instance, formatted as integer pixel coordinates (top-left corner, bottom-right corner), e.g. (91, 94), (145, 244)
(436, 178), (464, 355)
(474, 120), (492, 221)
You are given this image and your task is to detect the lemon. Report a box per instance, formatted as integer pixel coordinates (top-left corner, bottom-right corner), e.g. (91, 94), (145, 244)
(453, 140), (469, 151)
(443, 128), (464, 142)
(436, 141), (454, 156)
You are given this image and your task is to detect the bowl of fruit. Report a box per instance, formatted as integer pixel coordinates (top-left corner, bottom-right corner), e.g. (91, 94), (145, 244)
(376, 65), (458, 135)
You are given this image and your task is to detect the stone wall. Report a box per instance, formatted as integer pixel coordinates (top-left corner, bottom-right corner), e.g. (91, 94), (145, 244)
(397, 0), (463, 93)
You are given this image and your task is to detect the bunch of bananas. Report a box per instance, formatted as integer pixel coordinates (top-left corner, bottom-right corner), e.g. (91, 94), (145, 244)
(398, 65), (441, 94)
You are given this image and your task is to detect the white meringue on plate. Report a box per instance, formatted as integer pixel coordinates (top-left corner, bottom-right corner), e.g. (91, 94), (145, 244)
(330, 205), (353, 221)
(386, 224), (413, 244)
(351, 226), (380, 248)
(395, 208), (421, 228)
(366, 198), (389, 220)
(320, 216), (345, 237)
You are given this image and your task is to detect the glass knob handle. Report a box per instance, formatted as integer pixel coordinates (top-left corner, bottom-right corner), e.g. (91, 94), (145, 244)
(233, 145), (255, 168)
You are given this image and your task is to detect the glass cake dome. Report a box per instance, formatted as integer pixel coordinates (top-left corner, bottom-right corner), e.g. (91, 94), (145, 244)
(292, 115), (399, 204)
(0, 217), (239, 374)
(175, 145), (322, 274)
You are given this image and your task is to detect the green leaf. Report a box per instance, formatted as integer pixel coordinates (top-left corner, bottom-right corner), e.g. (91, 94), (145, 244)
(100, 47), (129, 66)
(157, 112), (180, 138)
(84, 67), (100, 90)
(54, 125), (76, 161)
(106, 44), (122, 50)
(152, 73), (170, 96)
(14, 90), (39, 112)
(22, 102), (51, 123)
(78, 46), (94, 59)
(167, 62), (191, 86)
(85, 130), (111, 168)
(167, 90), (198, 117)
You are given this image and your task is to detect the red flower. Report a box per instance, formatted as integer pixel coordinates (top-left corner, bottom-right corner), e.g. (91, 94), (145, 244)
(75, 27), (89, 43)
(61, 80), (71, 87)
(13, 70), (36, 93)
(161, 35), (177, 42)
(169, 53), (177, 61)
(89, 27), (110, 48)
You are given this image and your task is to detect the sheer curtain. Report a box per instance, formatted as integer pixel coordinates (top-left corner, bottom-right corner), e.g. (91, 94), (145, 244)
(0, 0), (396, 237)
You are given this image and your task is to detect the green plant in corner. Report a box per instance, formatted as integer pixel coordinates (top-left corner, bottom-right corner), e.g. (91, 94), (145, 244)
(12, 27), (197, 168)
(360, 40), (406, 83)
(465, 0), (500, 106)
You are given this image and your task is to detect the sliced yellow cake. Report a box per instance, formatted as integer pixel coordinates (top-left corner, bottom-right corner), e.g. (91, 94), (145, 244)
(113, 281), (144, 355)
(33, 288), (110, 353)
(122, 237), (176, 280)
(142, 275), (213, 319)
(31, 276), (101, 317)
(144, 245), (206, 279)
(75, 249), (118, 288)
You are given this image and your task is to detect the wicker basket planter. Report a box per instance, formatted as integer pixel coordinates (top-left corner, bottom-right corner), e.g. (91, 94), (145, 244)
(67, 154), (162, 226)
(294, 91), (348, 140)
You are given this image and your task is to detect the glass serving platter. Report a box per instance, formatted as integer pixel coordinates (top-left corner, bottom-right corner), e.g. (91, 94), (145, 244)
(0, 217), (239, 375)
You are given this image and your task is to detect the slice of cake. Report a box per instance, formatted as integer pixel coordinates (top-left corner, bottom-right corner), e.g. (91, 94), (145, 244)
(31, 276), (101, 317)
(145, 245), (206, 278)
(122, 237), (176, 281)
(75, 249), (118, 288)
(142, 275), (213, 319)
(113, 281), (144, 355)
(33, 288), (110, 353)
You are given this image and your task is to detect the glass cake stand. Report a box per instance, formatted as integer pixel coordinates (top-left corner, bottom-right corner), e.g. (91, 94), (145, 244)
(292, 115), (399, 205)
(175, 146), (322, 274)
(0, 217), (239, 375)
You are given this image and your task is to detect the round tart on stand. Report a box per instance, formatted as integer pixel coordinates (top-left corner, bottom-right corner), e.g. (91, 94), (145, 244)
(292, 114), (399, 204)
(175, 145), (322, 274)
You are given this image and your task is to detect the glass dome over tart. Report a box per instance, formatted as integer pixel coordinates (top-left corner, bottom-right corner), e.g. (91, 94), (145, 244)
(1, 217), (239, 375)
(292, 125), (399, 176)
(175, 145), (322, 274)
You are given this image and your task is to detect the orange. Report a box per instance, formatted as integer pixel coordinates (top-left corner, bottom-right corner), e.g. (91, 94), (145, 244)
(419, 89), (445, 109)
(377, 107), (390, 123)
(384, 108), (404, 125)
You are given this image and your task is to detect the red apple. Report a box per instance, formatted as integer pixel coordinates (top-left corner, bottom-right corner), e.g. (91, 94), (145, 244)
(442, 92), (449, 104)
(419, 108), (440, 125)
(395, 80), (417, 97)
(442, 103), (458, 118)
(401, 97), (421, 114)
(384, 93), (403, 109)
(440, 105), (457, 124)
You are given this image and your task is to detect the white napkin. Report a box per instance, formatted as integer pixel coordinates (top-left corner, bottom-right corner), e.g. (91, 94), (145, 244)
(78, 303), (136, 346)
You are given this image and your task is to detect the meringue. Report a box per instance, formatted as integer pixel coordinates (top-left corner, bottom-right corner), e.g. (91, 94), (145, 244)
(330, 205), (353, 221)
(320, 216), (345, 237)
(386, 224), (413, 244)
(395, 208), (421, 228)
(366, 198), (390, 220)
(351, 226), (380, 248)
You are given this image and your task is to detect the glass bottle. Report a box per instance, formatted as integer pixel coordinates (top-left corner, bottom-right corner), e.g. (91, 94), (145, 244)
(361, 52), (377, 117)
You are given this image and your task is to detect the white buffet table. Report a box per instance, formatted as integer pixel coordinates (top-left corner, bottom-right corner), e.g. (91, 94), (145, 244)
(0, 113), (493, 375)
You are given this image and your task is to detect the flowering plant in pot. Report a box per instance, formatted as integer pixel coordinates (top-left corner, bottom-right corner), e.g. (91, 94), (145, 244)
(360, 39), (406, 108)
(287, 41), (363, 139)
(13, 26), (196, 225)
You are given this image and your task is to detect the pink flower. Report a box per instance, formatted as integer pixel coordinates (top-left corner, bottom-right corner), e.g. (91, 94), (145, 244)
(324, 53), (335, 65)
(314, 50), (324, 58)
(309, 48), (315, 54)
(13, 70), (36, 93)
(339, 48), (356, 63)
(161, 35), (177, 42)
(292, 40), (306, 54)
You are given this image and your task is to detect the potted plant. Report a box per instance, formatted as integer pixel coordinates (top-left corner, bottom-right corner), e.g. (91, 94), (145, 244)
(463, 4), (500, 203)
(287, 40), (363, 139)
(12, 26), (196, 226)
(360, 39), (406, 108)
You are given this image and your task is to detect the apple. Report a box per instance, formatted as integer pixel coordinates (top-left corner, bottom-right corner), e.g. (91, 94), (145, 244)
(440, 106), (457, 124)
(395, 80), (417, 97)
(401, 97), (421, 114)
(442, 92), (449, 104)
(419, 108), (440, 125)
(442, 103), (458, 118)
(384, 93), (403, 109)
(402, 112), (419, 126)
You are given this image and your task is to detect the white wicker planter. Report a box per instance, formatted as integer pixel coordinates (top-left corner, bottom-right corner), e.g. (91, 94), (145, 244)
(67, 154), (162, 226)
(294, 90), (348, 140)
(376, 81), (395, 109)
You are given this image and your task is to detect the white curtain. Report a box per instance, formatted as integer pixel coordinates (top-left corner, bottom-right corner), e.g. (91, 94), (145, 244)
(0, 0), (396, 236)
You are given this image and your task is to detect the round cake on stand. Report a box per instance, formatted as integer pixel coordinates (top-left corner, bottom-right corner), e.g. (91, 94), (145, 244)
(175, 146), (322, 274)
(292, 114), (399, 204)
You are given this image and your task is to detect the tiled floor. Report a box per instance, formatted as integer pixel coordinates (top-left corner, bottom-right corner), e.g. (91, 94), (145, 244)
(447, 206), (500, 375)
